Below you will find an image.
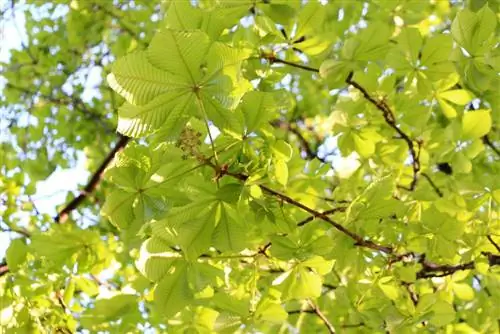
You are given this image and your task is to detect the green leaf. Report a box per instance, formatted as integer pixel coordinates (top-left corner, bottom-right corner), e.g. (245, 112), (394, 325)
(6, 239), (28, 271)
(272, 140), (293, 161)
(319, 60), (354, 87)
(430, 300), (456, 327)
(212, 292), (250, 317)
(80, 295), (140, 329)
(212, 204), (248, 252)
(295, 2), (325, 38)
(178, 215), (216, 260)
(452, 283), (475, 301)
(273, 159), (288, 186)
(154, 261), (193, 318)
(116, 91), (193, 138)
(452, 152), (472, 174)
(462, 109), (492, 138)
(343, 22), (392, 61)
(63, 278), (76, 306)
(301, 256), (334, 275)
(353, 132), (375, 158)
(396, 28), (422, 63)
(396, 265), (417, 283)
(437, 98), (458, 118)
(148, 30), (210, 82)
(242, 91), (282, 133)
(451, 6), (496, 54)
(100, 190), (136, 229)
(254, 298), (288, 323)
(107, 52), (182, 106)
(274, 266), (322, 301)
(421, 35), (453, 66)
(438, 90), (474, 105)
(74, 276), (99, 297)
(136, 237), (181, 282)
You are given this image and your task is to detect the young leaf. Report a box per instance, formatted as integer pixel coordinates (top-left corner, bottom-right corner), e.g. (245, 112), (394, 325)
(462, 110), (492, 138)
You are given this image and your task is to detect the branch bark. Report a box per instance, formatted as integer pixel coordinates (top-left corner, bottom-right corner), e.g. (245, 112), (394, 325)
(482, 135), (500, 157)
(345, 72), (421, 191)
(55, 134), (129, 223)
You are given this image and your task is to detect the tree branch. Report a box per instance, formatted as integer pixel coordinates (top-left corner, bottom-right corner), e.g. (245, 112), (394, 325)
(345, 72), (421, 190)
(421, 172), (444, 197)
(487, 235), (500, 253)
(307, 300), (336, 334)
(482, 135), (500, 157)
(55, 134), (129, 223)
(209, 163), (393, 254)
(416, 253), (500, 279)
(261, 56), (422, 191)
(1, 134), (130, 276)
(262, 53), (319, 73)
(271, 119), (318, 160)
(0, 261), (8, 277)
(297, 207), (346, 227)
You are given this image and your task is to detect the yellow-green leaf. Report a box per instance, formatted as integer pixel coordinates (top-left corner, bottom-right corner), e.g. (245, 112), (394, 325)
(462, 109), (492, 138)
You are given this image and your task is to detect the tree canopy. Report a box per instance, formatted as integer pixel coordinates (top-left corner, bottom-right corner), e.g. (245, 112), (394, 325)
(1, 0), (499, 333)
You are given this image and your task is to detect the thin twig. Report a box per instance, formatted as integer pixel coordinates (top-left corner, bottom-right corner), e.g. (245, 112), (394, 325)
(271, 120), (317, 160)
(487, 235), (500, 253)
(209, 163), (393, 254)
(297, 207), (346, 226)
(345, 72), (420, 190)
(307, 300), (336, 334)
(482, 135), (500, 157)
(421, 172), (444, 197)
(55, 135), (130, 223)
(263, 54), (319, 73)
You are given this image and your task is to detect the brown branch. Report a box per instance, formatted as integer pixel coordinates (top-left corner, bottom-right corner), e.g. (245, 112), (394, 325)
(297, 207), (346, 226)
(261, 57), (422, 191)
(211, 164), (393, 254)
(262, 53), (319, 73)
(342, 323), (365, 328)
(421, 172), (444, 197)
(0, 134), (129, 275)
(55, 134), (130, 223)
(487, 235), (500, 253)
(482, 135), (500, 157)
(0, 261), (8, 277)
(345, 72), (420, 190)
(257, 183), (392, 253)
(416, 253), (500, 279)
(307, 300), (336, 334)
(271, 120), (318, 160)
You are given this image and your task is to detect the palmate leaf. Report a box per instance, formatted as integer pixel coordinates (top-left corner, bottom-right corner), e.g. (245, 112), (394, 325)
(101, 145), (200, 229)
(212, 203), (248, 252)
(147, 30), (211, 82)
(163, 1), (250, 40)
(107, 52), (186, 106)
(80, 295), (141, 330)
(241, 91), (284, 133)
(116, 91), (195, 137)
(136, 237), (181, 282)
(154, 260), (193, 318)
(108, 29), (251, 137)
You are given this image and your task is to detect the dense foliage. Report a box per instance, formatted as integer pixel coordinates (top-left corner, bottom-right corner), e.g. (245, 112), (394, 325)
(1, 1), (499, 333)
